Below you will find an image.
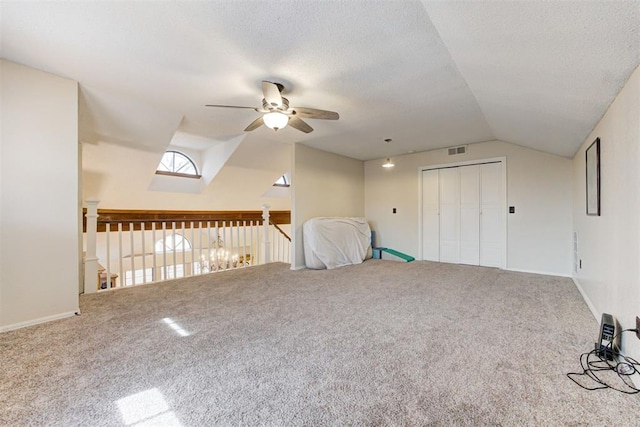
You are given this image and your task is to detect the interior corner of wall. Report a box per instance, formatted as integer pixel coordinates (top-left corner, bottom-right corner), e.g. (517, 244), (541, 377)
(571, 276), (599, 322)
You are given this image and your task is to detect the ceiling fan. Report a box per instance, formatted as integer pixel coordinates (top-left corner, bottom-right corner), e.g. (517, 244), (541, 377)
(205, 81), (339, 133)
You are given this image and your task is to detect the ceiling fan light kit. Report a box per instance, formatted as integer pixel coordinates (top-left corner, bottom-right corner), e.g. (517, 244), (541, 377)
(263, 111), (289, 131)
(206, 81), (339, 134)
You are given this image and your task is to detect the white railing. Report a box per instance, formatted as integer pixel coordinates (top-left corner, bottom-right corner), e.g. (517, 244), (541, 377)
(270, 220), (291, 264)
(82, 203), (291, 293)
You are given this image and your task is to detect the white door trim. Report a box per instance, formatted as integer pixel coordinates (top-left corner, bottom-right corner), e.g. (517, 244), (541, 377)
(417, 157), (507, 268)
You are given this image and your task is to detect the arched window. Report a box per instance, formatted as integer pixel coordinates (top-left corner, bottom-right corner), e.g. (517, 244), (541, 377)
(155, 234), (192, 253)
(156, 151), (200, 178)
(273, 175), (289, 187)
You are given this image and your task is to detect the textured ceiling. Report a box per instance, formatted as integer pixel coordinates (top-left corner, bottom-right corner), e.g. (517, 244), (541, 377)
(2, 1), (639, 160)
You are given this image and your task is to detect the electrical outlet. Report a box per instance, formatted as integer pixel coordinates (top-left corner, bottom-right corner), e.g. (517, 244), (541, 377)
(636, 316), (640, 340)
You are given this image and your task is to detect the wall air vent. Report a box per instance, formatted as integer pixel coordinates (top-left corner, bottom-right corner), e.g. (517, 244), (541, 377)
(447, 145), (467, 155)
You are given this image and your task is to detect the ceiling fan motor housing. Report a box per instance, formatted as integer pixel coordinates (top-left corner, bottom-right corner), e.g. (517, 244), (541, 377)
(263, 97), (289, 112)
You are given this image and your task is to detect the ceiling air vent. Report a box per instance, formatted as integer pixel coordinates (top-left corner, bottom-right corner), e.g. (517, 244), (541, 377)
(448, 145), (467, 155)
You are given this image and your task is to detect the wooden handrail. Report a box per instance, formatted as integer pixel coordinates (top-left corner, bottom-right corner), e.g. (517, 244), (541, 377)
(270, 220), (291, 242)
(83, 209), (290, 233)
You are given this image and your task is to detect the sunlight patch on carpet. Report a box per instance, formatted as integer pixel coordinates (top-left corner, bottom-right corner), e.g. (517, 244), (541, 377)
(116, 388), (182, 426)
(162, 317), (190, 337)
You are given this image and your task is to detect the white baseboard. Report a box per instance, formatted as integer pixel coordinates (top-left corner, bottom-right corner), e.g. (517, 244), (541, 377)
(505, 267), (571, 278)
(290, 264), (306, 271)
(0, 311), (77, 333)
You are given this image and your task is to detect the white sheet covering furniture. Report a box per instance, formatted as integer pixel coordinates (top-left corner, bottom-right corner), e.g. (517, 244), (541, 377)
(303, 217), (372, 269)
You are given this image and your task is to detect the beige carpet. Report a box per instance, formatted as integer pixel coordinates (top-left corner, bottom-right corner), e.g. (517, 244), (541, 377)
(1, 260), (639, 426)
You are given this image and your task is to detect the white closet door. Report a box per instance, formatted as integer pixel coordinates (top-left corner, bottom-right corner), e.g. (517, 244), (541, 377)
(480, 162), (503, 267)
(422, 169), (440, 261)
(439, 167), (460, 263)
(459, 165), (480, 265)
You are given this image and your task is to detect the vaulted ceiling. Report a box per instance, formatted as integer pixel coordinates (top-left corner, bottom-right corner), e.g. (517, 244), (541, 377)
(2, 1), (639, 161)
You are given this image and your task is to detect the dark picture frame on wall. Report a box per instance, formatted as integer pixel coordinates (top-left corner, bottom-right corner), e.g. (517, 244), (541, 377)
(586, 137), (600, 216)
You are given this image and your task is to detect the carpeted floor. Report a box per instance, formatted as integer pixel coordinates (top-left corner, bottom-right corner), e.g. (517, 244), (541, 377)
(1, 260), (639, 426)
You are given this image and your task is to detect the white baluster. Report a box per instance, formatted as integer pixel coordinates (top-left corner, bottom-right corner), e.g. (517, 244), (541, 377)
(228, 222), (232, 267)
(118, 222), (124, 286)
(152, 222), (157, 281)
(172, 222), (177, 278)
(286, 235), (290, 264)
(276, 226), (280, 262)
(249, 220), (258, 265)
(214, 221), (219, 272)
(162, 222), (167, 280)
(222, 220), (227, 269)
(258, 221), (261, 264)
(198, 221), (203, 272)
(181, 221), (186, 276)
(129, 222), (135, 285)
(105, 223), (111, 288)
(236, 220), (240, 268)
(243, 220), (247, 268)
(190, 221), (195, 276)
(141, 222), (146, 284)
(83, 199), (100, 294)
(262, 204), (271, 263)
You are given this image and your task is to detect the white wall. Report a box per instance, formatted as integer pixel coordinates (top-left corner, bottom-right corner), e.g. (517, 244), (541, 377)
(572, 65), (640, 360)
(365, 140), (573, 276)
(1, 60), (79, 331)
(291, 144), (364, 269)
(0, 62), (3, 312)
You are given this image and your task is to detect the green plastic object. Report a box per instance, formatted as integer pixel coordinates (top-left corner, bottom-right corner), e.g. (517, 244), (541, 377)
(374, 247), (415, 262)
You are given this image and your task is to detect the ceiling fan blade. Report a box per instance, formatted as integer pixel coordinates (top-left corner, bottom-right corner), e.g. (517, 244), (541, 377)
(288, 116), (313, 133)
(262, 81), (283, 108)
(291, 107), (339, 120)
(244, 116), (264, 131)
(205, 104), (260, 111)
